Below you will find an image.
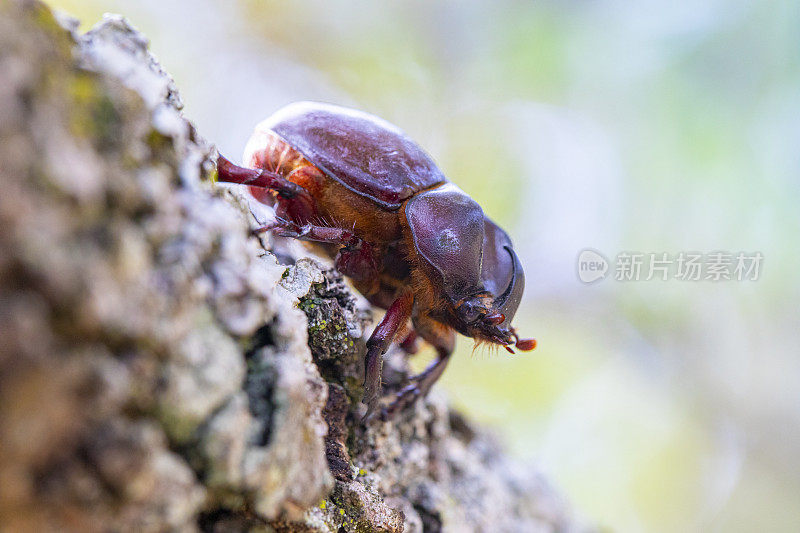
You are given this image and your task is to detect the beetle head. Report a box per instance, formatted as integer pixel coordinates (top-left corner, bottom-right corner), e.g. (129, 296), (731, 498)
(453, 293), (513, 345)
(405, 185), (535, 352)
(472, 217), (536, 352)
(452, 254), (535, 353)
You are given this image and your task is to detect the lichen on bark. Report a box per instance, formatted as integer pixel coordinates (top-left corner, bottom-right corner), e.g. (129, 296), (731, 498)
(0, 2), (588, 532)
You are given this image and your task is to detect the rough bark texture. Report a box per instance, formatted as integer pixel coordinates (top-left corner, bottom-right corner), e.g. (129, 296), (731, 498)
(0, 2), (586, 531)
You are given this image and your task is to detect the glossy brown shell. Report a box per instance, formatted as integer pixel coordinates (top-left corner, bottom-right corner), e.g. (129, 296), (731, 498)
(261, 102), (446, 210)
(406, 183), (525, 323)
(405, 183), (485, 298)
(480, 217), (525, 327)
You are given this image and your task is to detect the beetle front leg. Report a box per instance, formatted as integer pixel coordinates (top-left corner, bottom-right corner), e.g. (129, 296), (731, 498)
(362, 293), (414, 420)
(382, 316), (455, 420)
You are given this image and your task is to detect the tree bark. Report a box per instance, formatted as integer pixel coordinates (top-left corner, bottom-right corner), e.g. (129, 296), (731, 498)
(0, 2), (587, 531)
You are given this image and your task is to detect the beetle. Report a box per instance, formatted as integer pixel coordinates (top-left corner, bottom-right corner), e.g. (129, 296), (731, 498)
(216, 101), (535, 418)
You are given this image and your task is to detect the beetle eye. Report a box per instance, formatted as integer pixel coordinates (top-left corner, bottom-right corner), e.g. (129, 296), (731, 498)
(484, 312), (505, 325)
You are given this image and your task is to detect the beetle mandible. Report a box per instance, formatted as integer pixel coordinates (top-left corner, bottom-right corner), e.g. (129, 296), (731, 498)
(216, 102), (535, 419)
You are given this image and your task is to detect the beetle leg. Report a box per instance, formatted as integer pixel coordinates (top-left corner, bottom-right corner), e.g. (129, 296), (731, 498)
(255, 218), (381, 284)
(334, 242), (381, 284)
(399, 330), (419, 355)
(216, 155), (317, 222)
(255, 217), (359, 244)
(362, 292), (414, 421)
(382, 317), (455, 420)
(217, 155), (307, 200)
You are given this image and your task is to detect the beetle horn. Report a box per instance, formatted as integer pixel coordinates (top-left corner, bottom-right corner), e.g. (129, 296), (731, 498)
(495, 248), (536, 352)
(493, 245), (524, 318)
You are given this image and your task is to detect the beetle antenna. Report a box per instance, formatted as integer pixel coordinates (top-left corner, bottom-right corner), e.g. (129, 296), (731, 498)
(511, 329), (537, 352)
(516, 338), (537, 351)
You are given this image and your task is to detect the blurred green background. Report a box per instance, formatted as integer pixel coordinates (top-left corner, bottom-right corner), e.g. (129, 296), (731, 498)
(48, 1), (800, 531)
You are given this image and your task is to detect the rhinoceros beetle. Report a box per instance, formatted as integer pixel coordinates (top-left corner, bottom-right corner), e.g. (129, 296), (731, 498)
(216, 102), (535, 419)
